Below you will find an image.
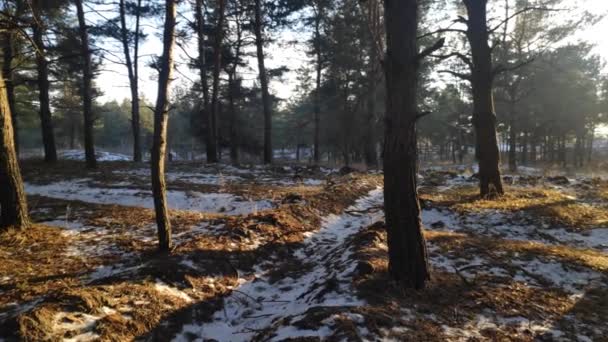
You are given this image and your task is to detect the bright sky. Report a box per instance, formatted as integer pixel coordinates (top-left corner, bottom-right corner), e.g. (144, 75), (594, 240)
(93, 0), (608, 105)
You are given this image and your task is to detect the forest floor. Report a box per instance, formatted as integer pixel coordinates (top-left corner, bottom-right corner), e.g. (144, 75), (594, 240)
(1, 159), (607, 341)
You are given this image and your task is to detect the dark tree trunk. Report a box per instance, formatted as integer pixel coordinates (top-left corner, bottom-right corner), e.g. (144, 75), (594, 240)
(312, 1), (322, 164)
(253, 0), (273, 164)
(207, 0), (226, 163)
(521, 131), (528, 166)
(70, 121), (76, 149)
(2, 31), (18, 156)
(530, 133), (537, 163)
(364, 1), (379, 168)
(120, 0), (142, 162)
(194, 0), (212, 161)
(587, 126), (594, 163)
(463, 0), (503, 196)
(228, 15), (242, 165)
(508, 116), (516, 172)
(228, 72), (238, 164)
(383, 0), (430, 289)
(0, 73), (29, 230)
(151, 0), (176, 253)
(75, 0), (97, 169)
(559, 134), (566, 167)
(32, 2), (57, 163)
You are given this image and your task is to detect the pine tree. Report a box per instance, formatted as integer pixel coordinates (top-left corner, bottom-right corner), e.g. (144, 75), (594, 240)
(151, 0), (176, 253)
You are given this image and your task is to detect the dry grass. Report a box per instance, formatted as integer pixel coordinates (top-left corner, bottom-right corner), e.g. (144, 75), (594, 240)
(349, 222), (604, 341)
(421, 185), (608, 228)
(1, 171), (382, 341)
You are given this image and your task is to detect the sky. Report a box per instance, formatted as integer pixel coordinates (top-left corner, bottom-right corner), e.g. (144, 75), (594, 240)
(92, 0), (608, 105)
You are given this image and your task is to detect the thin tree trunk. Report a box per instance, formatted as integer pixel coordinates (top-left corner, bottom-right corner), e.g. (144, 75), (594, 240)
(364, 1), (378, 168)
(151, 0), (176, 253)
(521, 130), (528, 166)
(32, 2), (57, 163)
(587, 126), (594, 163)
(228, 72), (238, 164)
(559, 134), (566, 167)
(464, 0), (503, 196)
(119, 0), (142, 162)
(0, 73), (29, 230)
(228, 14), (242, 165)
(207, 0), (226, 163)
(2, 30), (18, 156)
(508, 114), (516, 172)
(75, 0), (97, 169)
(383, 0), (429, 289)
(253, 0), (272, 164)
(194, 0), (212, 161)
(313, 1), (322, 164)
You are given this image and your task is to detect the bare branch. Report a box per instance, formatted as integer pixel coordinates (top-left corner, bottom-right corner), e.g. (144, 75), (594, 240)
(417, 38), (445, 62)
(438, 69), (472, 81)
(417, 28), (466, 40)
(488, 6), (566, 33)
(430, 52), (472, 68)
(492, 58), (535, 77)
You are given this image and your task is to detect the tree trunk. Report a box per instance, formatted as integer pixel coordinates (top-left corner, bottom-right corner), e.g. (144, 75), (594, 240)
(119, 0), (142, 162)
(364, 2), (379, 168)
(521, 130), (528, 166)
(207, 0), (226, 163)
(383, 0), (429, 289)
(228, 72), (238, 164)
(194, 0), (212, 161)
(587, 126), (594, 164)
(75, 0), (97, 169)
(2, 31), (18, 156)
(228, 15), (243, 165)
(0, 73), (29, 230)
(313, 1), (322, 164)
(151, 0), (176, 253)
(463, 0), (503, 196)
(508, 115), (516, 172)
(32, 2), (57, 163)
(253, 0), (273, 164)
(559, 134), (566, 167)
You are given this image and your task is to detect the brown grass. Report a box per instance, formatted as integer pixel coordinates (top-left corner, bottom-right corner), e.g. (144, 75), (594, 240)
(421, 185), (608, 228)
(348, 222), (605, 341)
(1, 172), (382, 341)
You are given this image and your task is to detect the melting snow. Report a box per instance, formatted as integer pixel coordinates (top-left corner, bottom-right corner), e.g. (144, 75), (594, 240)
(25, 180), (273, 215)
(173, 188), (384, 341)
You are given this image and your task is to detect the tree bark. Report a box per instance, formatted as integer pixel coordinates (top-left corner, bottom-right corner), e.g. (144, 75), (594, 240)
(2, 30), (18, 156)
(228, 14), (243, 165)
(363, 3), (378, 168)
(383, 0), (430, 289)
(587, 126), (594, 163)
(312, 1), (322, 164)
(463, 0), (503, 196)
(508, 114), (516, 172)
(253, 0), (272, 164)
(0, 73), (29, 230)
(208, 0), (226, 163)
(75, 0), (97, 169)
(151, 0), (176, 253)
(228, 71), (238, 164)
(32, 1), (57, 163)
(119, 0), (142, 162)
(521, 130), (528, 166)
(194, 0), (212, 161)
